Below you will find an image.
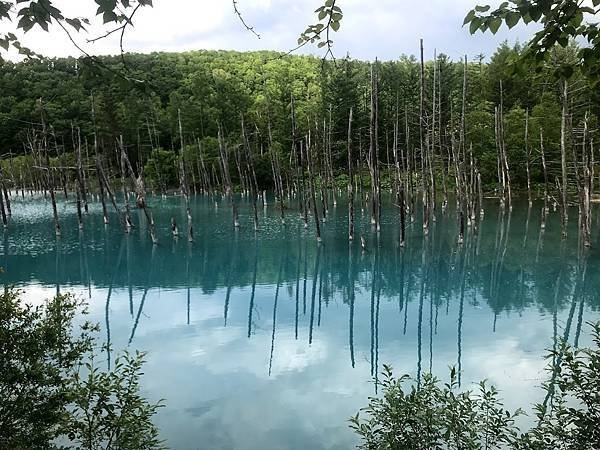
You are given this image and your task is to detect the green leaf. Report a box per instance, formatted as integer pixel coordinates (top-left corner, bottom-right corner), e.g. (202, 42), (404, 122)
(331, 20), (340, 32)
(102, 10), (118, 23)
(65, 18), (83, 31)
(463, 9), (476, 26)
(318, 9), (327, 20)
(489, 17), (502, 34)
(469, 17), (482, 34)
(505, 11), (520, 29)
(475, 5), (491, 12)
(529, 6), (542, 22)
(17, 16), (35, 33)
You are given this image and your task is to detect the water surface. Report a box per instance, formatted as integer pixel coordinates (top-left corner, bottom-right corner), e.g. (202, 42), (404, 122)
(2, 193), (600, 450)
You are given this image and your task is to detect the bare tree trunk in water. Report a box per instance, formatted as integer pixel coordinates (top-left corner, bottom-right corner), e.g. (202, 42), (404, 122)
(419, 40), (429, 234)
(241, 115), (259, 232)
(178, 109), (194, 242)
(525, 109), (532, 207)
(304, 137), (321, 243)
(540, 130), (549, 230)
(347, 107), (355, 242)
(560, 80), (569, 237)
(580, 114), (592, 247)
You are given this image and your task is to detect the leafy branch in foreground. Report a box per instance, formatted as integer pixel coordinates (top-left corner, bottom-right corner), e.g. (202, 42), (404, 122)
(351, 321), (600, 449)
(66, 351), (165, 450)
(0, 288), (165, 450)
(295, 0), (343, 59)
(0, 0), (153, 59)
(463, 0), (600, 84)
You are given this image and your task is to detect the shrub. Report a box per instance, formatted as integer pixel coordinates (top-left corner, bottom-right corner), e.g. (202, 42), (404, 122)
(0, 288), (165, 450)
(351, 322), (600, 450)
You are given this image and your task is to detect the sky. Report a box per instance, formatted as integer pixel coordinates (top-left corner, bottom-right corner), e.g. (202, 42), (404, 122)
(2, 0), (540, 62)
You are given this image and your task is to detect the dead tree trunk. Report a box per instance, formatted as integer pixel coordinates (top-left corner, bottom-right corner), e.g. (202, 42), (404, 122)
(118, 136), (133, 233)
(38, 100), (61, 236)
(347, 107), (354, 242)
(121, 146), (158, 245)
(0, 169), (7, 228)
(525, 109), (532, 207)
(97, 158), (110, 225)
(268, 121), (286, 225)
(305, 137), (321, 242)
(369, 62), (380, 231)
(178, 109), (193, 242)
(540, 130), (549, 230)
(580, 113), (592, 247)
(97, 158), (124, 229)
(327, 105), (336, 208)
(559, 80), (569, 237)
(218, 125), (239, 228)
(419, 40), (429, 234)
(241, 115), (259, 231)
(45, 151), (61, 236)
(0, 168), (11, 218)
(457, 56), (468, 245)
(291, 95), (308, 228)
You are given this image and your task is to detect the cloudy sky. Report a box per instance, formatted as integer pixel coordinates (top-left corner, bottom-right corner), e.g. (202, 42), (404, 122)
(4, 0), (539, 62)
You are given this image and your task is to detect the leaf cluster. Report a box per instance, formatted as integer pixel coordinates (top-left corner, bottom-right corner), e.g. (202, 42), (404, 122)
(297, 0), (343, 55)
(0, 0), (153, 58)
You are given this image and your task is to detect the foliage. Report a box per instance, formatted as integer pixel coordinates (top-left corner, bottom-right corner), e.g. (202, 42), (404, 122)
(0, 289), (95, 448)
(143, 148), (177, 191)
(0, 0), (154, 58)
(464, 0), (600, 85)
(0, 288), (164, 450)
(519, 322), (600, 449)
(351, 321), (600, 450)
(298, 0), (343, 58)
(66, 351), (165, 450)
(350, 366), (522, 450)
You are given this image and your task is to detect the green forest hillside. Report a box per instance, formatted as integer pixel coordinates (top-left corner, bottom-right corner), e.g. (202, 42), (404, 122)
(0, 43), (598, 190)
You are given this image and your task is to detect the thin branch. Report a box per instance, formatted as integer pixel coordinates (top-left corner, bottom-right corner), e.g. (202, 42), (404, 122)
(119, 3), (143, 68)
(232, 0), (261, 39)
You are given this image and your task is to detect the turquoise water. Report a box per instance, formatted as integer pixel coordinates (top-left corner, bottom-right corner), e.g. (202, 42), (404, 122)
(2, 193), (600, 450)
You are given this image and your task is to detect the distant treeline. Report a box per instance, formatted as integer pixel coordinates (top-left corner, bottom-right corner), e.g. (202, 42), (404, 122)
(0, 43), (598, 190)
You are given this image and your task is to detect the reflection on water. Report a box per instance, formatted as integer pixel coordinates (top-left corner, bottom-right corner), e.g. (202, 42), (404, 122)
(2, 194), (600, 450)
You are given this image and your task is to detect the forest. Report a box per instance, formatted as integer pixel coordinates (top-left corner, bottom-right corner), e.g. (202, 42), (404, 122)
(1, 40), (598, 246)
(1, 40), (598, 191)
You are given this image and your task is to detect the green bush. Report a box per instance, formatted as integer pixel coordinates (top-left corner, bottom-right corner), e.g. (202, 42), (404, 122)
(0, 288), (165, 450)
(351, 322), (600, 450)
